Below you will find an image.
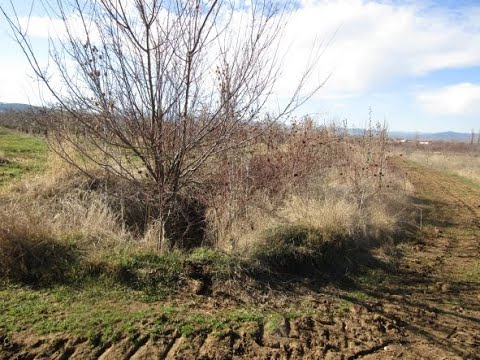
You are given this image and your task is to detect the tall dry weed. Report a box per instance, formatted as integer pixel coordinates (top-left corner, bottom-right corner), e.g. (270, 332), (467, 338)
(205, 118), (412, 253)
(1, 117), (413, 262)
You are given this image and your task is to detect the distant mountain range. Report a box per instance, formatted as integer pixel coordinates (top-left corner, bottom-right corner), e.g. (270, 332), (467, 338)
(388, 131), (473, 142)
(0, 102), (39, 112)
(348, 128), (472, 142)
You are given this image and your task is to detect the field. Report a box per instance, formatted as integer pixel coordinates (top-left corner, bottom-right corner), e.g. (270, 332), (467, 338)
(0, 128), (479, 359)
(0, 127), (47, 186)
(407, 149), (480, 185)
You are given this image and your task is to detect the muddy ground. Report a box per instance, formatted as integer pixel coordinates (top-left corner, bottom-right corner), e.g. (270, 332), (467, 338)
(1, 160), (479, 359)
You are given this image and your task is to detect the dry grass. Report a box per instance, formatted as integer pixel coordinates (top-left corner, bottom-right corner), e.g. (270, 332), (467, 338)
(219, 170), (411, 255)
(0, 121), (415, 282)
(0, 204), (75, 283)
(407, 151), (480, 184)
(0, 153), (133, 273)
(207, 123), (413, 256)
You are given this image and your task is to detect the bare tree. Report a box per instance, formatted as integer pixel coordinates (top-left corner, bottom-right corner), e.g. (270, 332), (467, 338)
(1, 0), (324, 247)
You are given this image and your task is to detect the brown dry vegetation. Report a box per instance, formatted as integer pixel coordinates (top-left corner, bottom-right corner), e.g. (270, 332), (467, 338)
(0, 119), (414, 285)
(0, 121), (426, 360)
(1, 149), (479, 359)
(2, 125), (480, 358)
(406, 148), (480, 185)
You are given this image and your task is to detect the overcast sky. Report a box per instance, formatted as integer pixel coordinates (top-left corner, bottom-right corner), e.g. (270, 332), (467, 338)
(0, 0), (479, 132)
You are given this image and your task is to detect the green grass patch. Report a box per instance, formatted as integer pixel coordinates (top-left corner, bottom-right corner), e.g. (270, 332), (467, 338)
(1, 239), (243, 298)
(109, 251), (184, 298)
(0, 281), (327, 345)
(0, 127), (48, 185)
(346, 290), (371, 302)
(334, 299), (352, 315)
(0, 283), (183, 345)
(457, 261), (480, 283)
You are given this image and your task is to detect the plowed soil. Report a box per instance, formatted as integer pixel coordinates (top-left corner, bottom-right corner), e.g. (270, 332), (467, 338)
(1, 159), (479, 359)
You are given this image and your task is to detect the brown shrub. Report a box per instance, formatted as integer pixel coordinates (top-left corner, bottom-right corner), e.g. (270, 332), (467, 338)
(1, 118), (412, 260)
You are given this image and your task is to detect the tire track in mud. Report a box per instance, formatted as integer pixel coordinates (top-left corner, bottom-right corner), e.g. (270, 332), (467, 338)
(373, 160), (480, 359)
(0, 310), (406, 360)
(432, 178), (480, 225)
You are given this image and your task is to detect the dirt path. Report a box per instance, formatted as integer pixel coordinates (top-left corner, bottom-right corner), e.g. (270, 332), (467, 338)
(351, 159), (480, 359)
(1, 160), (479, 359)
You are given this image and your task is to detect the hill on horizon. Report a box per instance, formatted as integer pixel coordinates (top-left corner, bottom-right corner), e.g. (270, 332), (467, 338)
(347, 128), (473, 142)
(0, 102), (39, 113)
(388, 130), (472, 142)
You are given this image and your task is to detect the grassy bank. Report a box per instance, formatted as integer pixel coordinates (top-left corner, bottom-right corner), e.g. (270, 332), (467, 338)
(0, 125), (415, 347)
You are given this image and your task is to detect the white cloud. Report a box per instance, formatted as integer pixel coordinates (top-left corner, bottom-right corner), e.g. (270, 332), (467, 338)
(0, 60), (38, 104)
(16, 14), (101, 42)
(416, 83), (480, 115)
(2, 0), (480, 106)
(16, 16), (67, 39)
(275, 0), (480, 97)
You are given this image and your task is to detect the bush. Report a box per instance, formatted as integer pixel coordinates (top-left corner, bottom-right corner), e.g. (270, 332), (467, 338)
(252, 225), (329, 274)
(110, 252), (184, 294)
(252, 217), (400, 276)
(0, 120), (414, 285)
